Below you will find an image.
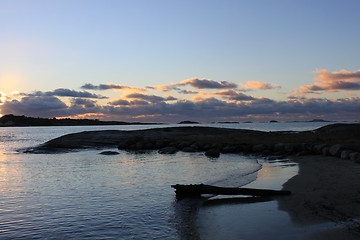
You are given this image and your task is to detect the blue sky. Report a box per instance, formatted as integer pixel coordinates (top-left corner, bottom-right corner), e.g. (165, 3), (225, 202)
(0, 0), (359, 122)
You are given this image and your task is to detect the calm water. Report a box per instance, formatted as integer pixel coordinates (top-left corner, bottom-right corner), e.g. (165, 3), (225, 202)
(0, 122), (350, 239)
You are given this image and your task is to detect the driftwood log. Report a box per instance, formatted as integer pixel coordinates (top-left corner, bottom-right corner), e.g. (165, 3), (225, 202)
(171, 184), (291, 199)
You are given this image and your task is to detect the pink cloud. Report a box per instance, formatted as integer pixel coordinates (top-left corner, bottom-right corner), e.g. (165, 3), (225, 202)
(295, 69), (360, 94)
(241, 81), (281, 90)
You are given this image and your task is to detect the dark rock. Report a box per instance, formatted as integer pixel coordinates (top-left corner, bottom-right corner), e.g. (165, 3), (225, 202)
(296, 150), (311, 157)
(273, 143), (285, 152)
(143, 142), (155, 149)
(329, 144), (344, 157)
(239, 144), (252, 153)
(283, 143), (297, 153)
(221, 145), (240, 153)
(321, 146), (331, 156)
(252, 144), (268, 152)
(196, 143), (212, 151)
(349, 152), (360, 161)
(99, 151), (120, 155)
(155, 140), (170, 149)
(135, 141), (144, 149)
(158, 146), (179, 154)
(205, 148), (220, 158)
(340, 150), (351, 160)
(177, 141), (191, 149)
(304, 143), (314, 152)
(182, 147), (197, 152)
(312, 144), (327, 154)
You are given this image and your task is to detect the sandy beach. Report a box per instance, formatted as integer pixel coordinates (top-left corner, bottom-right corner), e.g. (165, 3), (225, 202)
(279, 155), (360, 239)
(197, 155), (360, 240)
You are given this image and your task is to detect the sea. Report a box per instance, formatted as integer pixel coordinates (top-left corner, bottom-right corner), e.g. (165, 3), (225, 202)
(0, 122), (351, 239)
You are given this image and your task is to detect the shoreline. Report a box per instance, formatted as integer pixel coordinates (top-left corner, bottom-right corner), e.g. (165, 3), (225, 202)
(196, 157), (300, 240)
(197, 155), (360, 239)
(278, 155), (360, 239)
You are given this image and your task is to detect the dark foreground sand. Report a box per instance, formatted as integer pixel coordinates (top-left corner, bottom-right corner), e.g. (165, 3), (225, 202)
(279, 155), (360, 239)
(197, 156), (360, 240)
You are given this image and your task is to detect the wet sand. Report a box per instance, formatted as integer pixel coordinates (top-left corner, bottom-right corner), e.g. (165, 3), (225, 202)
(279, 155), (360, 239)
(197, 156), (360, 240)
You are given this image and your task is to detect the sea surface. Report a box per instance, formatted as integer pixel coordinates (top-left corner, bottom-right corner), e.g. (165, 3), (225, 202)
(0, 122), (352, 239)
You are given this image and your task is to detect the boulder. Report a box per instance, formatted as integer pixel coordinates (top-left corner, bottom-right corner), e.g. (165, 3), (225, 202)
(283, 143), (297, 153)
(329, 144), (344, 157)
(99, 151), (120, 155)
(349, 152), (360, 162)
(321, 146), (331, 156)
(340, 150), (352, 160)
(205, 148), (220, 158)
(312, 144), (327, 154)
(158, 146), (179, 154)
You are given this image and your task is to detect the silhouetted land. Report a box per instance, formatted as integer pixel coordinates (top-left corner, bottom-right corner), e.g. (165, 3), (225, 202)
(0, 114), (159, 127)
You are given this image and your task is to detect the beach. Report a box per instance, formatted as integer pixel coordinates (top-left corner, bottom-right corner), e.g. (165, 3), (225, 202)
(197, 155), (360, 240)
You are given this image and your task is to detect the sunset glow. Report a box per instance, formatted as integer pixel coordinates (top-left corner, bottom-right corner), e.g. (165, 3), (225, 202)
(0, 1), (359, 122)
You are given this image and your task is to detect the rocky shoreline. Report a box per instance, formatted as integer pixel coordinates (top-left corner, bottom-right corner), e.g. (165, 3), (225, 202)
(27, 123), (360, 162)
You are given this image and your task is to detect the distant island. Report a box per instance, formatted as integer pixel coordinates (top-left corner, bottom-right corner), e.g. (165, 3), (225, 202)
(0, 114), (160, 127)
(178, 120), (200, 124)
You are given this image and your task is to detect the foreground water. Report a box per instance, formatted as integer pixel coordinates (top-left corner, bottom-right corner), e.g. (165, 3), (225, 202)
(0, 122), (350, 239)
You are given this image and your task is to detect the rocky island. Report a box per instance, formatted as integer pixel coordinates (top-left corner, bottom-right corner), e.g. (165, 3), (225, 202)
(28, 123), (360, 162)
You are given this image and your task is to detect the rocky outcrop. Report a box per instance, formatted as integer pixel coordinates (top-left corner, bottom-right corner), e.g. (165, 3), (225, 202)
(26, 124), (360, 162)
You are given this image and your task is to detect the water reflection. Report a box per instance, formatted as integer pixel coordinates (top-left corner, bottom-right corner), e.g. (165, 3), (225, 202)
(172, 197), (205, 240)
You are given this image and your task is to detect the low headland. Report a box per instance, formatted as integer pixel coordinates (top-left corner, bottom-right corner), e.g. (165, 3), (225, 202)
(27, 123), (360, 239)
(29, 123), (360, 160)
(0, 114), (159, 127)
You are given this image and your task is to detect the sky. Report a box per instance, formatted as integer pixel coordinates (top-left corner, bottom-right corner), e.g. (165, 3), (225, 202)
(0, 0), (359, 123)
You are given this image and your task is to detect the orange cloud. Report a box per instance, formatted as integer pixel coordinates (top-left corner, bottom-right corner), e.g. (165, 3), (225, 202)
(81, 83), (147, 92)
(241, 81), (280, 90)
(294, 69), (360, 95)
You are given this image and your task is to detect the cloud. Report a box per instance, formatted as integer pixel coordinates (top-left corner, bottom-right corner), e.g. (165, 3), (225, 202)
(178, 89), (199, 94)
(214, 90), (255, 101)
(148, 78), (238, 92)
(146, 85), (179, 91)
(241, 81), (281, 90)
(102, 96), (360, 122)
(315, 69), (360, 82)
(125, 93), (176, 103)
(164, 95), (177, 101)
(0, 96), (69, 117)
(178, 78), (238, 89)
(295, 69), (360, 94)
(1, 94), (359, 122)
(25, 88), (108, 99)
(108, 99), (149, 106)
(71, 98), (98, 108)
(81, 83), (146, 92)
